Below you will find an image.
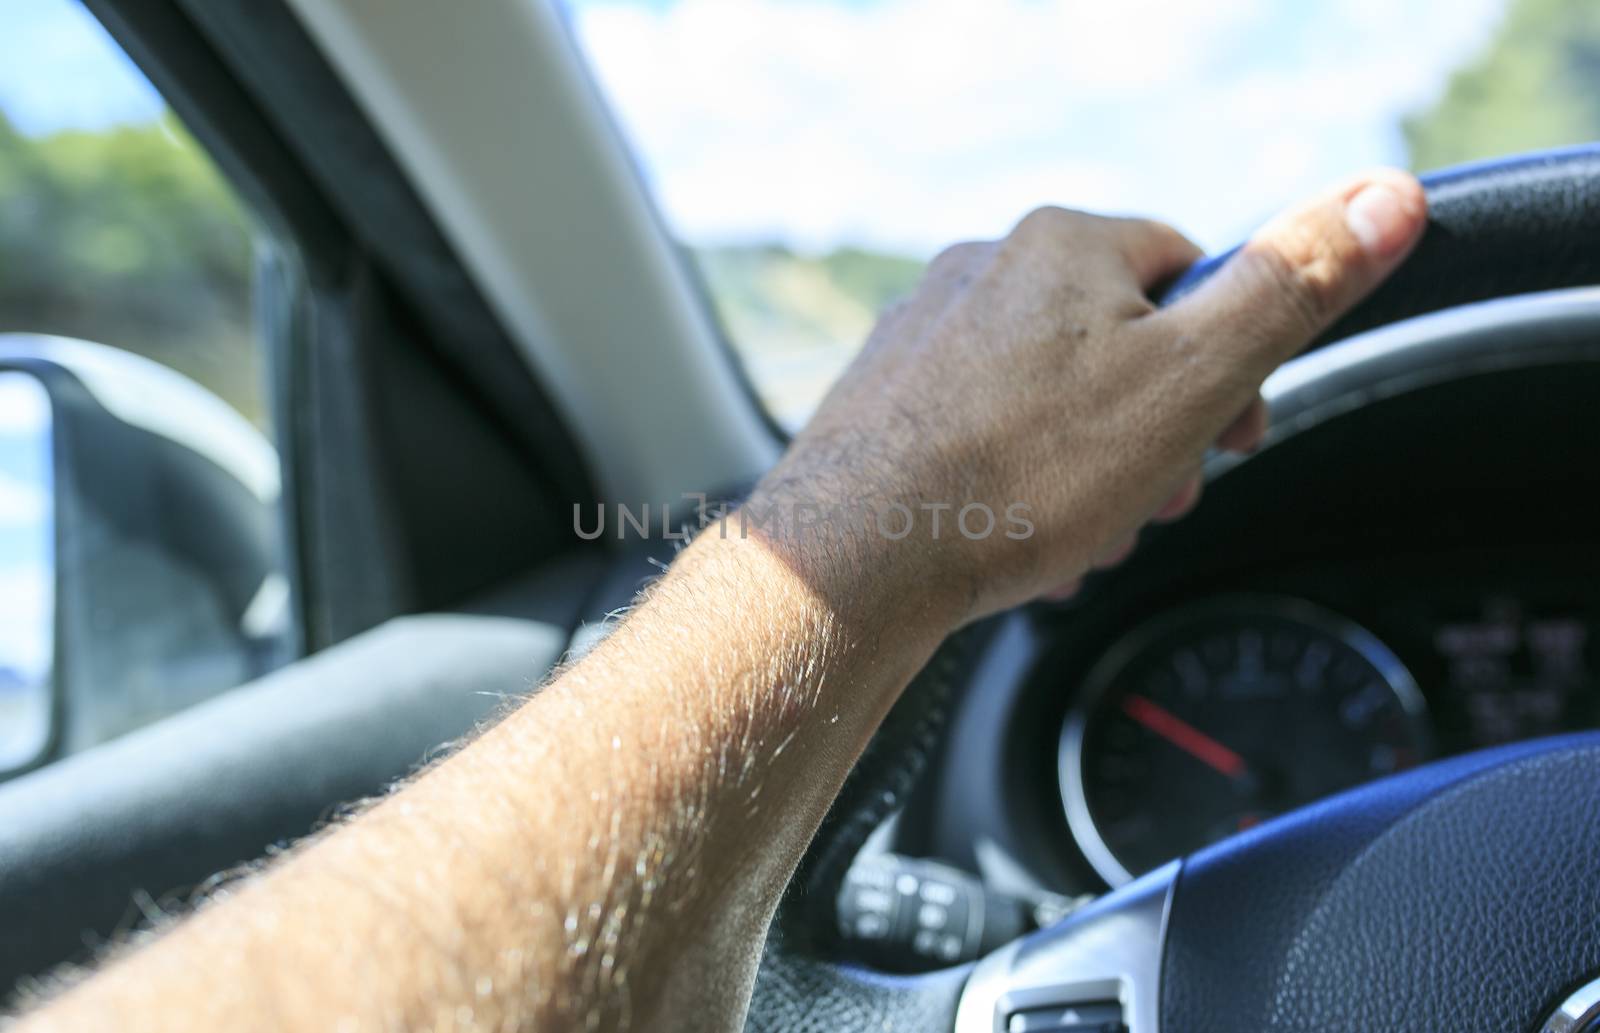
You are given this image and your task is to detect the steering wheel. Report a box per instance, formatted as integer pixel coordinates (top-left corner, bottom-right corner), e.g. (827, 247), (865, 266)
(744, 145), (1600, 1033)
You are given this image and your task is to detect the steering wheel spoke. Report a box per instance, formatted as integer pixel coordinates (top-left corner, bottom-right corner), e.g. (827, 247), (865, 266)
(956, 862), (1176, 1033)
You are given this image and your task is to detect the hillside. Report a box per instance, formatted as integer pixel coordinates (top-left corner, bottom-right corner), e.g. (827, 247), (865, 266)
(693, 243), (924, 427)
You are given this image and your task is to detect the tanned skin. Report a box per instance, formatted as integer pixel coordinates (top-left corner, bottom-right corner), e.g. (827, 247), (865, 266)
(13, 170), (1426, 1032)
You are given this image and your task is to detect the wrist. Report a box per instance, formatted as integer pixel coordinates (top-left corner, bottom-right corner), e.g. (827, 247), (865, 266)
(723, 475), (968, 644)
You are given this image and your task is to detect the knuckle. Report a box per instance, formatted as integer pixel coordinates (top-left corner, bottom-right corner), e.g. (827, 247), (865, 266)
(1133, 216), (1192, 249)
(929, 240), (987, 272)
(1011, 204), (1078, 240)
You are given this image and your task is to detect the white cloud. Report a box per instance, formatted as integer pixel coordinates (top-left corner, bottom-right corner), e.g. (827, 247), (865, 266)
(571, 0), (1507, 254)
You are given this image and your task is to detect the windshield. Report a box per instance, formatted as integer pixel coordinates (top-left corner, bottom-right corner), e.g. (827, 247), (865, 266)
(566, 0), (1593, 428)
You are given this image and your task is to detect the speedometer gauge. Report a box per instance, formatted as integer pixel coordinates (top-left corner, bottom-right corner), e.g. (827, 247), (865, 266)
(1060, 596), (1430, 886)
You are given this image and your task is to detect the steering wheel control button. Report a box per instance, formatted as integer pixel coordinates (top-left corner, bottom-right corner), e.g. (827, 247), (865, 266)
(837, 854), (1062, 972)
(837, 855), (976, 968)
(1006, 1001), (1123, 1033)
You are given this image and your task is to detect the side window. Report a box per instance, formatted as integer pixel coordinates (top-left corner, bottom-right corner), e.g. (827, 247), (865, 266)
(0, 0), (292, 773)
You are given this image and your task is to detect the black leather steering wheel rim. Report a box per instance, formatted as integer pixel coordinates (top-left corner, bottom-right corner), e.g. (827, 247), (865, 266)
(1164, 143), (1600, 347)
(742, 145), (1600, 1033)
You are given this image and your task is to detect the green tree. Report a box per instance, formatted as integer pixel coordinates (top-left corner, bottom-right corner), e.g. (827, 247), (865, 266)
(695, 243), (922, 355)
(1405, 0), (1600, 171)
(0, 111), (261, 424)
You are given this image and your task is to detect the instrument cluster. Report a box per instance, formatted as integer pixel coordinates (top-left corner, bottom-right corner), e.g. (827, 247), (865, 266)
(1057, 584), (1600, 884)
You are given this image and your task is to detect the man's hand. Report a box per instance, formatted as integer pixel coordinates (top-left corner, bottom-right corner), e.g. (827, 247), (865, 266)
(15, 173), (1425, 1033)
(764, 169), (1425, 622)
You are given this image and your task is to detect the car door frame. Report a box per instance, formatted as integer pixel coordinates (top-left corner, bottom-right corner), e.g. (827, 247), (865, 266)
(0, 0), (768, 993)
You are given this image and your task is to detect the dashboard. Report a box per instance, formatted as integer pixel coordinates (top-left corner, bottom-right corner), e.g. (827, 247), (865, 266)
(889, 340), (1600, 912)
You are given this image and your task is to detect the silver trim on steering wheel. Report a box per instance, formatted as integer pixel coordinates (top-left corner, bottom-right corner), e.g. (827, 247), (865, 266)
(954, 862), (1177, 1033)
(1542, 978), (1600, 1033)
(1229, 286), (1600, 475)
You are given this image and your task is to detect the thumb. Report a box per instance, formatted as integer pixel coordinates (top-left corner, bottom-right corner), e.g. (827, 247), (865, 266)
(1160, 169), (1427, 373)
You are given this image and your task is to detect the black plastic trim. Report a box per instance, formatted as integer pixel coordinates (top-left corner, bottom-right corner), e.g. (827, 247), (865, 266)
(80, 0), (603, 645)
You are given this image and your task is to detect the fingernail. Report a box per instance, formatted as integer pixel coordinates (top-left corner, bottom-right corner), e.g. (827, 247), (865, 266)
(1346, 182), (1414, 259)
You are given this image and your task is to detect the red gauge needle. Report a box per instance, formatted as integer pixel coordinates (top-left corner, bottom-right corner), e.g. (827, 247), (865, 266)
(1121, 694), (1250, 780)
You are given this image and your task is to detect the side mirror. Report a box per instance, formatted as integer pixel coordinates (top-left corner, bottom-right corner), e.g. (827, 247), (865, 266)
(0, 334), (290, 778)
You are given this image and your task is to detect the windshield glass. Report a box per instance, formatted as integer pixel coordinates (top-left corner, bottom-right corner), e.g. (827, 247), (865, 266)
(566, 0), (1591, 429)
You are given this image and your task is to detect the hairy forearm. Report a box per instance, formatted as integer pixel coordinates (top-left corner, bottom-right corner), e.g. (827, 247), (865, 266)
(24, 510), (952, 1033)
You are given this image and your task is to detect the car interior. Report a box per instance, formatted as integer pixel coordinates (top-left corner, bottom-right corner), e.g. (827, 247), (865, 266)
(2, 1), (1599, 1031)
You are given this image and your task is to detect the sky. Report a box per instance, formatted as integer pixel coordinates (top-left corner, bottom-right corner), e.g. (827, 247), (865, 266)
(0, 0), (1513, 256)
(0, 0), (162, 135)
(563, 0), (1511, 254)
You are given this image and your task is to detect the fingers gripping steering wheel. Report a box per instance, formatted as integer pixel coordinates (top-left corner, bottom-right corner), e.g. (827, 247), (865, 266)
(744, 145), (1600, 1033)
